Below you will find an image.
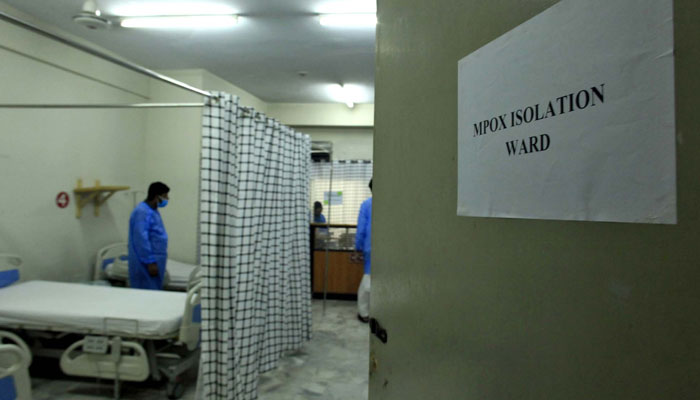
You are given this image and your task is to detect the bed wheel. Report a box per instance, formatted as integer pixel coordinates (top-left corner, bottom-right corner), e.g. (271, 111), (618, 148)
(166, 380), (185, 399)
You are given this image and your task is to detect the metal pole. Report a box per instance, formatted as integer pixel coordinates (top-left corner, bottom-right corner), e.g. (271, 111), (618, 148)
(0, 103), (206, 109)
(0, 11), (215, 99)
(323, 161), (334, 315)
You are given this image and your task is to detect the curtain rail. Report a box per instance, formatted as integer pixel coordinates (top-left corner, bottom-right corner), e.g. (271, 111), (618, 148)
(0, 103), (206, 109)
(0, 11), (215, 99)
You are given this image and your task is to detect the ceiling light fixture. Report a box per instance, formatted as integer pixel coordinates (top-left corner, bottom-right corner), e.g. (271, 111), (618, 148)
(73, 0), (111, 30)
(120, 15), (238, 29)
(319, 13), (377, 28)
(327, 84), (365, 108)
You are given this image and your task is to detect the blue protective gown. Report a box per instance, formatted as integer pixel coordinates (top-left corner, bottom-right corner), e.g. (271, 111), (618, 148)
(313, 213), (328, 234)
(355, 197), (372, 275)
(128, 202), (168, 290)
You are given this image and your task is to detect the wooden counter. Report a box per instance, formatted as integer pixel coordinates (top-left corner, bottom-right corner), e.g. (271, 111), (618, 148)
(312, 250), (364, 295)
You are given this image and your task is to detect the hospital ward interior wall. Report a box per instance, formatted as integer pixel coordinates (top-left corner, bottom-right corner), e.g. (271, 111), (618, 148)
(0, 2), (150, 282)
(144, 71), (204, 265)
(267, 103), (374, 127)
(200, 69), (269, 114)
(302, 127), (374, 161)
(371, 1), (700, 399)
(144, 69), (268, 264)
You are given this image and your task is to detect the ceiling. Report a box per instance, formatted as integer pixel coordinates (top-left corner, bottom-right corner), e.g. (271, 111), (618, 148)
(2, 0), (376, 103)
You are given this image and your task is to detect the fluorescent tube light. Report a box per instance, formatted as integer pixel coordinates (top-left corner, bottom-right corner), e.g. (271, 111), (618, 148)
(112, 3), (236, 17)
(319, 13), (376, 28)
(121, 15), (238, 29)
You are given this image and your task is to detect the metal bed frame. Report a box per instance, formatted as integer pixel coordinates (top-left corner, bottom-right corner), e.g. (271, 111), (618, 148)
(0, 278), (202, 399)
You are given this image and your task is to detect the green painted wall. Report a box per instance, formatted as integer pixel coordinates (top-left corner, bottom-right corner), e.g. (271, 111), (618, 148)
(371, 1), (700, 399)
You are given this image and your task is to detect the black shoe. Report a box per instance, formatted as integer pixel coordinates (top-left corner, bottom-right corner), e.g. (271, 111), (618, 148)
(357, 314), (369, 323)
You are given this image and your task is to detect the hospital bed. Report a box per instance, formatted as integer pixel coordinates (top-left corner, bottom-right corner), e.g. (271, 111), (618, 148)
(94, 242), (201, 291)
(0, 279), (202, 399)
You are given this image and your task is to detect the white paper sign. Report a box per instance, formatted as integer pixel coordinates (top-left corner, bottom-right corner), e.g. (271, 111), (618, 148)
(457, 0), (676, 224)
(324, 191), (343, 206)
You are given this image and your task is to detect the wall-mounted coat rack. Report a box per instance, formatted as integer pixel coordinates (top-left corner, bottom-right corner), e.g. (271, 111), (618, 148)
(74, 179), (129, 218)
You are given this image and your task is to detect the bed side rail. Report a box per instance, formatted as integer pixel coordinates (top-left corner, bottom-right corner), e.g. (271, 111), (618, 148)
(0, 254), (23, 287)
(180, 281), (202, 350)
(93, 243), (127, 281)
(60, 336), (149, 382)
(186, 265), (202, 291)
(0, 330), (32, 399)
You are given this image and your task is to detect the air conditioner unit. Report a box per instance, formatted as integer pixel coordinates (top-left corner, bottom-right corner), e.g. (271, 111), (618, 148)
(311, 141), (333, 162)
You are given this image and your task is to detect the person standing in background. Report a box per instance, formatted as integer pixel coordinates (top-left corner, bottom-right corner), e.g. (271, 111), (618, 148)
(128, 182), (169, 290)
(313, 201), (327, 224)
(355, 178), (372, 323)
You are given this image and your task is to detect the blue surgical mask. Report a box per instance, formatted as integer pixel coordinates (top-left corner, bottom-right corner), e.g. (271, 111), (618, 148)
(158, 198), (169, 208)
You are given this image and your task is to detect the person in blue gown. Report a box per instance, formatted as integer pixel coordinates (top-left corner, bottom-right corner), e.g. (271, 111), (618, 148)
(128, 182), (169, 290)
(354, 179), (372, 323)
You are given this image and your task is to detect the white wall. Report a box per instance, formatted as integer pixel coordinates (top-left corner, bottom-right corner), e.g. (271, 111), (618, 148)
(269, 105), (375, 163)
(143, 71), (204, 264)
(0, 2), (149, 282)
(267, 103), (374, 127)
(154, 69), (269, 110)
(200, 70), (269, 113)
(300, 127), (374, 161)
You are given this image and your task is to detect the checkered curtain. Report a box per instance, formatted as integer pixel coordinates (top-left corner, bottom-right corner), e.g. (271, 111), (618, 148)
(198, 93), (312, 400)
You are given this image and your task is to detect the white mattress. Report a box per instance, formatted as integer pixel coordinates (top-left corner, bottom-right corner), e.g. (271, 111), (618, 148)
(0, 281), (187, 338)
(104, 259), (196, 288)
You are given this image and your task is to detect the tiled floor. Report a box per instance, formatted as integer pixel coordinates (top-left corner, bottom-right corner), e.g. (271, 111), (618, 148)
(30, 299), (369, 400)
